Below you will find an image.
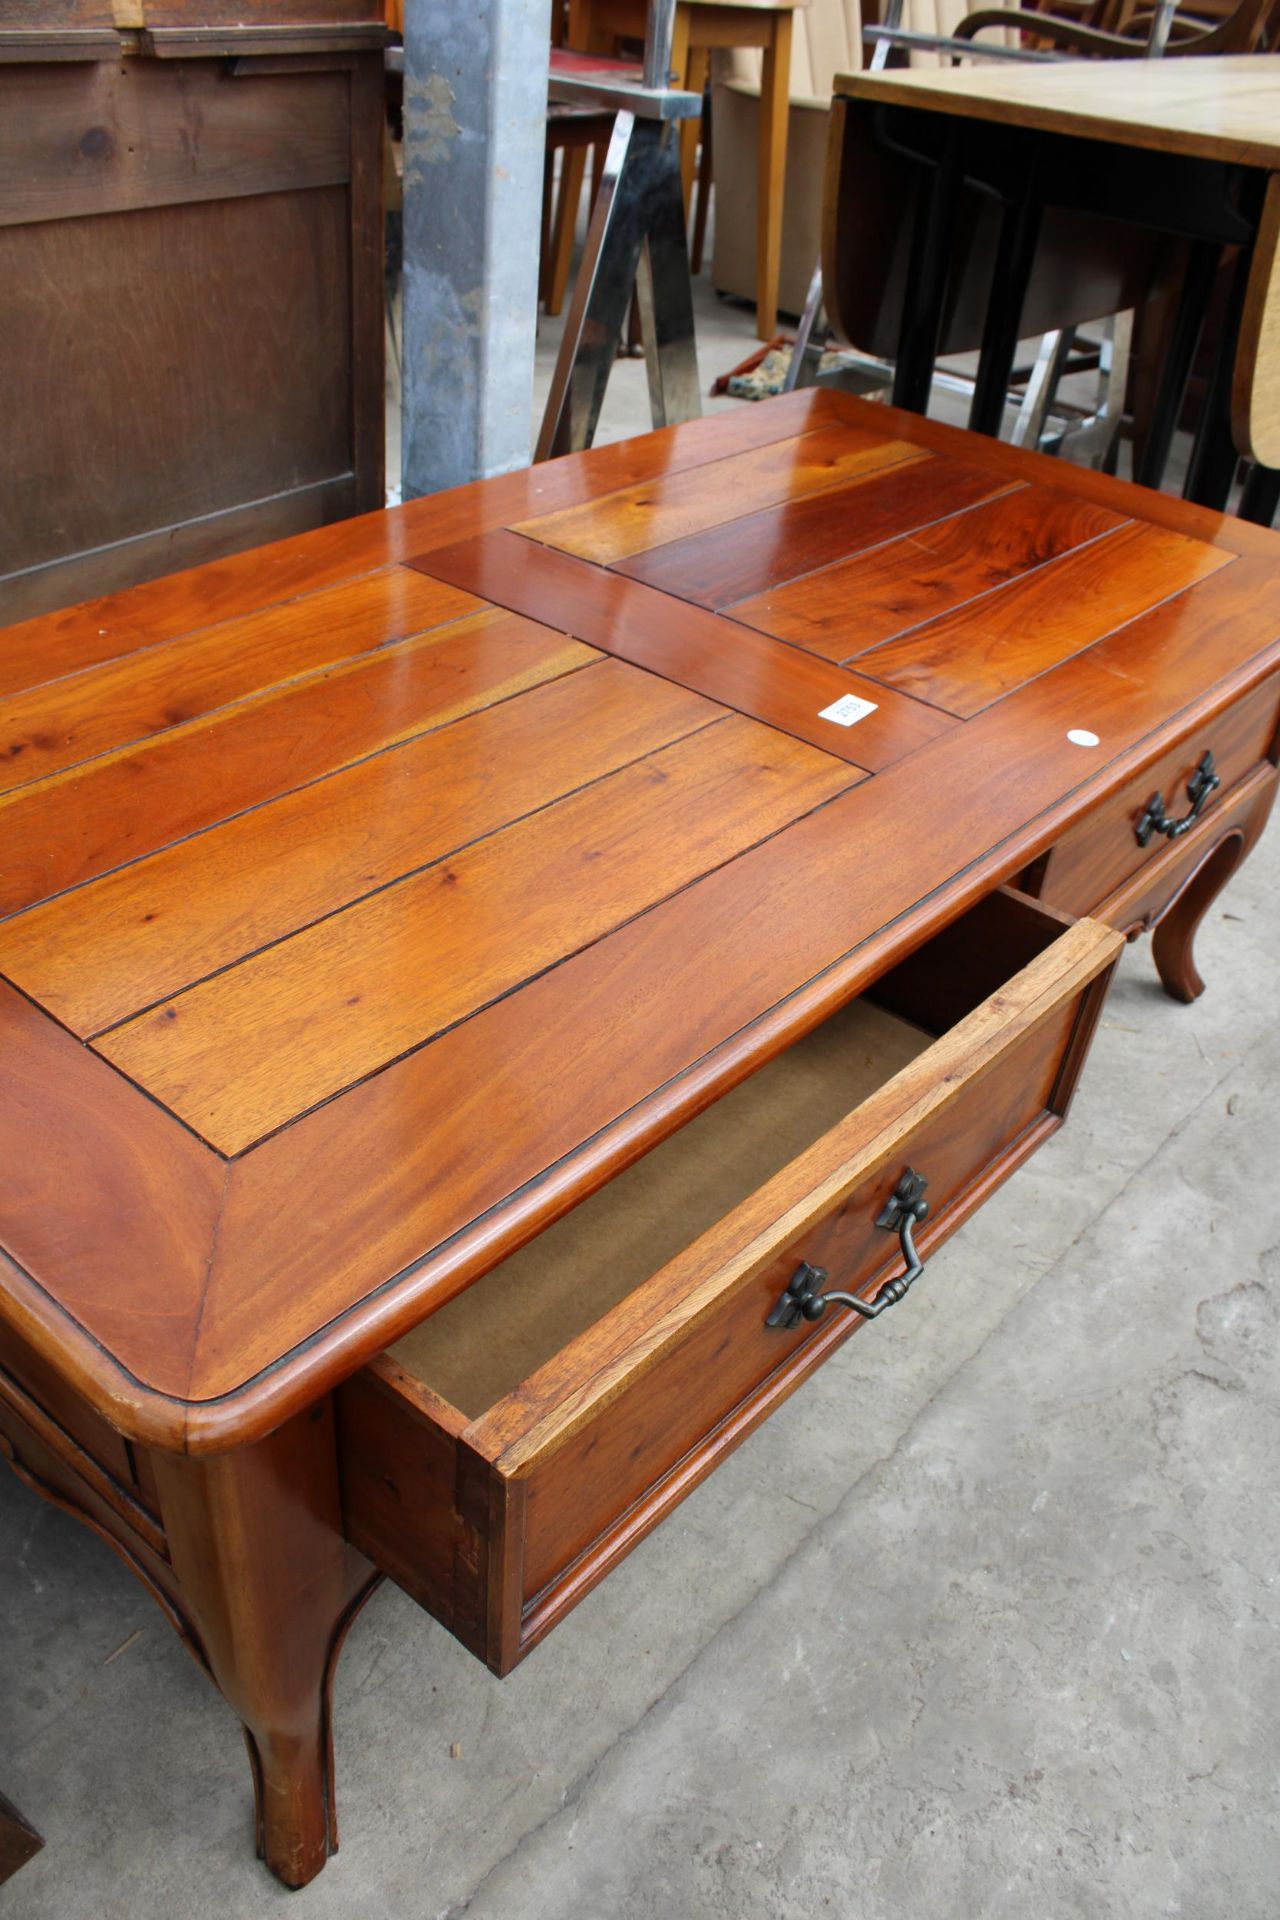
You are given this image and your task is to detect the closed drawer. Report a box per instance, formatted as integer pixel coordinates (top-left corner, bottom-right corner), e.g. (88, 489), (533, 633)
(337, 892), (1121, 1675)
(0, 1313), (137, 1493)
(0, 1356), (167, 1565)
(1036, 674), (1280, 919)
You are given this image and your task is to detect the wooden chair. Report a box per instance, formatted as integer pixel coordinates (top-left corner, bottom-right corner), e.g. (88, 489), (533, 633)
(568, 0), (807, 338)
(953, 0), (1278, 56)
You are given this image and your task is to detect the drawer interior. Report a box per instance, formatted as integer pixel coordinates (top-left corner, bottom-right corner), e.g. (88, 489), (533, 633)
(386, 889), (1068, 1420)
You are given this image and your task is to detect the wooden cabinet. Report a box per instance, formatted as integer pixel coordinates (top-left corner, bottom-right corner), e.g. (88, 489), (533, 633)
(0, 5), (385, 625)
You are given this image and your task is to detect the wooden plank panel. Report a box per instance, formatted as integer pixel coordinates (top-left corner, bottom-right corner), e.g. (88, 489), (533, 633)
(415, 532), (956, 770)
(185, 555), (1280, 1421)
(816, 387), (1279, 558)
(4, 379), (1267, 689)
(1, 474), (359, 633)
(0, 388), (840, 684)
(612, 456), (1017, 610)
(3, 662), (718, 1032)
(97, 715), (861, 1154)
(0, 980), (223, 1405)
(0, 186), (355, 578)
(731, 485), (1128, 659)
(513, 424), (927, 564)
(0, 567), (481, 794)
(0, 609), (594, 918)
(857, 521), (1234, 716)
(0, 62), (350, 230)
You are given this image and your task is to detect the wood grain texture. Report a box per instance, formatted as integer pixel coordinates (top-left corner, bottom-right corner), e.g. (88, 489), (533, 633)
(0, 475), (361, 634)
(415, 531), (956, 770)
(0, 59), (350, 229)
(0, 1359), (166, 1561)
(480, 917), (1118, 1468)
(175, 553), (1280, 1436)
(730, 485), (1127, 659)
(0, 34), (386, 625)
(1035, 672), (1280, 917)
(386, 1001), (929, 1417)
(0, 661), (714, 1032)
(514, 423), (927, 563)
(832, 55), (1280, 170)
(0, 387), (840, 676)
(0, 567), (481, 795)
(0, 1309), (137, 1489)
(346, 907), (1119, 1668)
(0, 980), (223, 1411)
(612, 455), (1017, 609)
(0, 186), (354, 585)
(515, 994), (1082, 1600)
(815, 389), (1280, 559)
(150, 1406), (375, 1889)
(1, 396), (1279, 1454)
(97, 715), (859, 1153)
(0, 607), (590, 918)
(857, 521), (1233, 716)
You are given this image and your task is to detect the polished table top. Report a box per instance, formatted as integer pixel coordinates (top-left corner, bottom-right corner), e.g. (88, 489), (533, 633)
(1, 390), (1278, 1454)
(833, 55), (1280, 169)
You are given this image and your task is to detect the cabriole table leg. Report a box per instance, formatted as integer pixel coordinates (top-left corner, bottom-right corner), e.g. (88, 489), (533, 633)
(151, 1404), (378, 1888)
(1150, 774), (1278, 1004)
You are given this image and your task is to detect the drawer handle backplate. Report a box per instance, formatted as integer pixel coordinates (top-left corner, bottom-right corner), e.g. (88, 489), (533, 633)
(766, 1169), (930, 1330)
(1135, 750), (1220, 847)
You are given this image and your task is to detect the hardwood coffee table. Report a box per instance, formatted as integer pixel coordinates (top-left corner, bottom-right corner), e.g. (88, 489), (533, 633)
(0, 390), (1276, 1886)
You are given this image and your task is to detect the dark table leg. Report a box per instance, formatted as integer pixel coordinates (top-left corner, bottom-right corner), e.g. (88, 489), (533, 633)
(1184, 238), (1256, 510)
(892, 122), (964, 416)
(969, 159), (1044, 437)
(1137, 238), (1222, 492)
(0, 1793), (43, 1886)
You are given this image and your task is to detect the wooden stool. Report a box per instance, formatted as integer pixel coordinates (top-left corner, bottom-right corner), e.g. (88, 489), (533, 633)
(543, 105), (616, 315)
(569, 0), (806, 338)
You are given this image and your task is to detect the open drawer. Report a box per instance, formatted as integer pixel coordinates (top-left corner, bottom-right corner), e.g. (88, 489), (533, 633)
(337, 892), (1122, 1675)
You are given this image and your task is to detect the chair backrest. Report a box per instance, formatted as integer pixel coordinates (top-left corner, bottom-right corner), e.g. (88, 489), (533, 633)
(1164, 0), (1280, 51)
(965, 0), (1279, 53)
(721, 0), (1002, 101)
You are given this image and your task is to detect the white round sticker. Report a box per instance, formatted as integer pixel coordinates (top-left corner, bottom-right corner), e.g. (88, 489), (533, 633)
(1067, 729), (1100, 747)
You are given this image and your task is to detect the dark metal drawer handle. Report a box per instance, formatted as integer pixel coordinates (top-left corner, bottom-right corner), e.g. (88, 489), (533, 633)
(765, 1169), (930, 1330)
(1135, 750), (1220, 847)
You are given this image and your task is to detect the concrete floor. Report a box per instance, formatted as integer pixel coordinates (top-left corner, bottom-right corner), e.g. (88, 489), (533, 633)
(4, 242), (1279, 1919)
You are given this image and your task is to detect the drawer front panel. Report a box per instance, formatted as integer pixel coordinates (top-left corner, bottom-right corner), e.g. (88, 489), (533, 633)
(342, 909), (1120, 1673)
(0, 1312), (137, 1493)
(518, 993), (1078, 1605)
(1100, 761), (1279, 935)
(1038, 675), (1280, 919)
(0, 1360), (167, 1564)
